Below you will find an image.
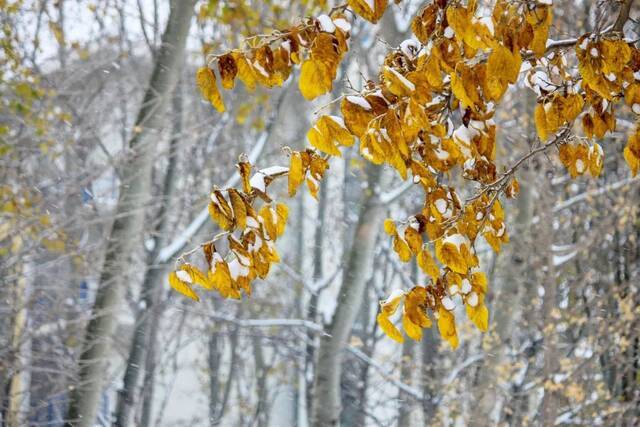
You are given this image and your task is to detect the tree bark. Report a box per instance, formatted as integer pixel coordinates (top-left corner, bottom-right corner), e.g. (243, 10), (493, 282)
(65, 2), (195, 425)
(310, 166), (383, 427)
(114, 75), (185, 427)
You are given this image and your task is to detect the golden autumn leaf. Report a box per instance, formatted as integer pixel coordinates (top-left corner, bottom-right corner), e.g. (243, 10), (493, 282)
(624, 130), (640, 176)
(486, 44), (521, 101)
(196, 67), (225, 112)
(275, 203), (289, 237)
(411, 4), (438, 44)
(209, 190), (234, 231)
(450, 67), (481, 110)
(526, 5), (552, 58)
(233, 52), (257, 91)
(341, 96), (375, 138)
(383, 218), (396, 236)
(402, 310), (422, 341)
(417, 248), (440, 282)
(393, 235), (412, 262)
(228, 189), (248, 229)
(238, 160), (252, 194)
(588, 143), (604, 177)
(405, 286), (432, 328)
(380, 289), (404, 315)
(169, 270), (200, 301)
(288, 151), (305, 197)
(259, 205), (278, 241)
(466, 301), (489, 332)
(299, 59), (333, 100)
(348, 0), (388, 23)
(437, 307), (458, 349)
(209, 260), (241, 299)
(181, 263), (213, 290)
(404, 226), (422, 254)
(307, 115), (354, 156)
(534, 103), (549, 141)
(383, 66), (415, 97)
(435, 234), (468, 275)
(471, 271), (488, 294)
(377, 312), (404, 342)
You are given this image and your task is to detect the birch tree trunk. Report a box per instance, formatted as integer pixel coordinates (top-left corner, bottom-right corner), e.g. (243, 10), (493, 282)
(114, 76), (185, 427)
(65, 2), (195, 425)
(310, 166), (383, 427)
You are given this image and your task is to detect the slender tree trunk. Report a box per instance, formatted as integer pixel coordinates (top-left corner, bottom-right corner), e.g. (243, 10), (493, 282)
(138, 291), (161, 427)
(114, 75), (185, 427)
(304, 178), (327, 416)
(540, 189), (559, 425)
(252, 334), (269, 427)
(310, 166), (383, 427)
(207, 327), (223, 427)
(5, 267), (30, 427)
(65, 2), (195, 425)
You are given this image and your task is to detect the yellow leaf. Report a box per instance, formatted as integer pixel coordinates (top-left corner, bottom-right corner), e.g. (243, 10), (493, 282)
(42, 238), (65, 252)
(169, 271), (200, 301)
(562, 93), (584, 123)
(209, 260), (240, 299)
(377, 313), (404, 342)
(299, 59), (333, 100)
(382, 66), (415, 97)
(402, 311), (423, 341)
(208, 191), (234, 231)
(380, 289), (405, 315)
(348, 0), (388, 23)
(288, 151), (305, 197)
(259, 205), (278, 241)
(417, 248), (440, 282)
(588, 143), (604, 177)
(534, 103), (548, 141)
(393, 235), (412, 262)
(196, 67), (225, 112)
(307, 114), (356, 158)
(341, 96), (375, 138)
(526, 6), (552, 58)
(466, 302), (489, 332)
(471, 271), (488, 294)
(486, 44), (521, 101)
(383, 218), (396, 236)
(404, 227), (422, 255)
(435, 235), (468, 275)
(624, 130), (640, 176)
(182, 264), (213, 290)
(238, 161), (252, 194)
(411, 4), (438, 44)
(233, 52), (257, 91)
(405, 287), (432, 328)
(437, 307), (458, 349)
(275, 203), (289, 237)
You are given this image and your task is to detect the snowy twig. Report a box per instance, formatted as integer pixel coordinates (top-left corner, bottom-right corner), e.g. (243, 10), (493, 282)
(379, 180), (414, 204)
(553, 176), (639, 212)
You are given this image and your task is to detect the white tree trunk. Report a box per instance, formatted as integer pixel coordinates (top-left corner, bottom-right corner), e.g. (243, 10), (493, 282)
(65, 2), (195, 425)
(310, 167), (383, 427)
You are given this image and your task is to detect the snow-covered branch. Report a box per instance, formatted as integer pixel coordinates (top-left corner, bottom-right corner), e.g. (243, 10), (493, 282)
(553, 176), (639, 213)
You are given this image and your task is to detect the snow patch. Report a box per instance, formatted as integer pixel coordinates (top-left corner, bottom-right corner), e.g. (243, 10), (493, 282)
(317, 14), (336, 33)
(346, 95), (372, 110)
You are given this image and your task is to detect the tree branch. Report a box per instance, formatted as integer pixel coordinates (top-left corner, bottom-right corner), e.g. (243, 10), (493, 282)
(613, 0), (635, 33)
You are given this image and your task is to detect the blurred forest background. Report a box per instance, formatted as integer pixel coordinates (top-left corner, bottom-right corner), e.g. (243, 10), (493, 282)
(1, 0), (639, 426)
